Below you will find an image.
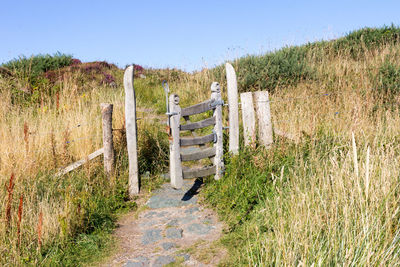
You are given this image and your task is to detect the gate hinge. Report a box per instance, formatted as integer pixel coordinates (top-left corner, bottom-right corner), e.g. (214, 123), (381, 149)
(210, 100), (224, 108)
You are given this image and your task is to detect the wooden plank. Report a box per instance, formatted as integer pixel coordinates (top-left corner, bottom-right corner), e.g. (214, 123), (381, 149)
(56, 148), (104, 176)
(254, 91), (273, 147)
(240, 92), (256, 147)
(169, 94), (183, 189)
(181, 99), (213, 117)
(226, 63), (239, 154)
(124, 66), (139, 196)
(181, 147), (216, 161)
(211, 82), (224, 180)
(183, 166), (216, 179)
(101, 103), (115, 178)
(180, 133), (214, 146)
(180, 117), (215, 131)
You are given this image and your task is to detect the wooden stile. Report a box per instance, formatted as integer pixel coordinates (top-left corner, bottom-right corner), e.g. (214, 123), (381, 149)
(124, 66), (139, 196)
(226, 63), (239, 154)
(240, 92), (256, 146)
(168, 81), (225, 187)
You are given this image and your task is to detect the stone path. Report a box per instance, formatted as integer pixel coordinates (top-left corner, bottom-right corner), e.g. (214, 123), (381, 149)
(105, 179), (224, 267)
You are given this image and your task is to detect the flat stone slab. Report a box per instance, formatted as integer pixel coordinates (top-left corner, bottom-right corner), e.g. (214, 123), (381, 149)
(153, 255), (175, 267)
(146, 181), (199, 209)
(142, 229), (162, 245)
(186, 223), (213, 235)
(125, 256), (149, 267)
(146, 194), (197, 209)
(161, 242), (177, 250)
(165, 228), (183, 239)
(185, 206), (200, 215)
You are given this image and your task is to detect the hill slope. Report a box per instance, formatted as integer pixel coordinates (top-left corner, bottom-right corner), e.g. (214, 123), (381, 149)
(1, 25), (400, 265)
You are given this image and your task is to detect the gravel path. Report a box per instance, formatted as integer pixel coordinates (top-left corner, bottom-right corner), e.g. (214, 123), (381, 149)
(105, 179), (224, 267)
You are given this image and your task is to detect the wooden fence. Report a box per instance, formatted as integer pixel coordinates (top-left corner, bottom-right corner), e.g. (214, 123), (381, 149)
(57, 65), (139, 199)
(56, 63), (279, 196)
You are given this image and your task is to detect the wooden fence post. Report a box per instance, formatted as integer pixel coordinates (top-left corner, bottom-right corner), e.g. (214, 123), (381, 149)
(101, 103), (114, 177)
(240, 92), (256, 147)
(123, 66), (139, 196)
(169, 94), (183, 189)
(226, 63), (239, 154)
(211, 82), (224, 180)
(254, 91), (273, 147)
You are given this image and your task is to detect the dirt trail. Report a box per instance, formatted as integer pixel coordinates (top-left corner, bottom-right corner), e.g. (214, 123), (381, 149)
(103, 179), (225, 267)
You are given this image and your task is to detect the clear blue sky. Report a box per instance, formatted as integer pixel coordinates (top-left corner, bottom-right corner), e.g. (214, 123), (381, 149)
(1, 0), (400, 71)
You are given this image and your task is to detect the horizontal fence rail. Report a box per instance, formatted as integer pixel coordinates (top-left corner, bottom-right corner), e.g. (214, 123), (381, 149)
(181, 147), (216, 161)
(183, 166), (216, 179)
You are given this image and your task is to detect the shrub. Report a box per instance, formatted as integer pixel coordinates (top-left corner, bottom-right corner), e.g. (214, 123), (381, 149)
(214, 45), (315, 93)
(371, 57), (400, 106)
(2, 52), (73, 81)
(332, 24), (400, 59)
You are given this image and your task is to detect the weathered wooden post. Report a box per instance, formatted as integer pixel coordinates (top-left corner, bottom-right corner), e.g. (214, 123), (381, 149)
(254, 91), (273, 147)
(240, 92), (256, 147)
(101, 103), (114, 177)
(169, 94), (183, 189)
(226, 63), (239, 154)
(123, 66), (139, 196)
(211, 82), (224, 180)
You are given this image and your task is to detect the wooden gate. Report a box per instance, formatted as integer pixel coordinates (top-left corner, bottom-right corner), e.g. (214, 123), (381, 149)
(168, 82), (224, 189)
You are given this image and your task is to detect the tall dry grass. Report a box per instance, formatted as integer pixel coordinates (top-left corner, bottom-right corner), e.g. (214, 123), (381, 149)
(208, 43), (400, 265)
(0, 72), (129, 264)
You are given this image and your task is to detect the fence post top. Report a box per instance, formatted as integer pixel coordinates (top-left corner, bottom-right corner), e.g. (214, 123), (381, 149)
(211, 82), (220, 93)
(169, 94), (180, 105)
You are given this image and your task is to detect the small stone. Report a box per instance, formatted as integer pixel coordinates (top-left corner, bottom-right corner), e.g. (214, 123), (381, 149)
(161, 242), (176, 250)
(166, 228), (183, 239)
(184, 206), (200, 215)
(186, 223), (212, 235)
(125, 256), (149, 267)
(153, 255), (175, 267)
(142, 229), (162, 245)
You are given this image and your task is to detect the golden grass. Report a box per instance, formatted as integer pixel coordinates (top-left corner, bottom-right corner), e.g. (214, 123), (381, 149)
(0, 74), (128, 264)
(241, 44), (400, 265)
(1, 41), (400, 265)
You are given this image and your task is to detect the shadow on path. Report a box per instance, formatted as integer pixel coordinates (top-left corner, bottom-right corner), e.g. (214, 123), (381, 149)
(181, 178), (203, 201)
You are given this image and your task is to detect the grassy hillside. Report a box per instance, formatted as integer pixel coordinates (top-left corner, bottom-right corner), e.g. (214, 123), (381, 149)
(202, 25), (400, 265)
(0, 55), (168, 265)
(1, 25), (400, 265)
